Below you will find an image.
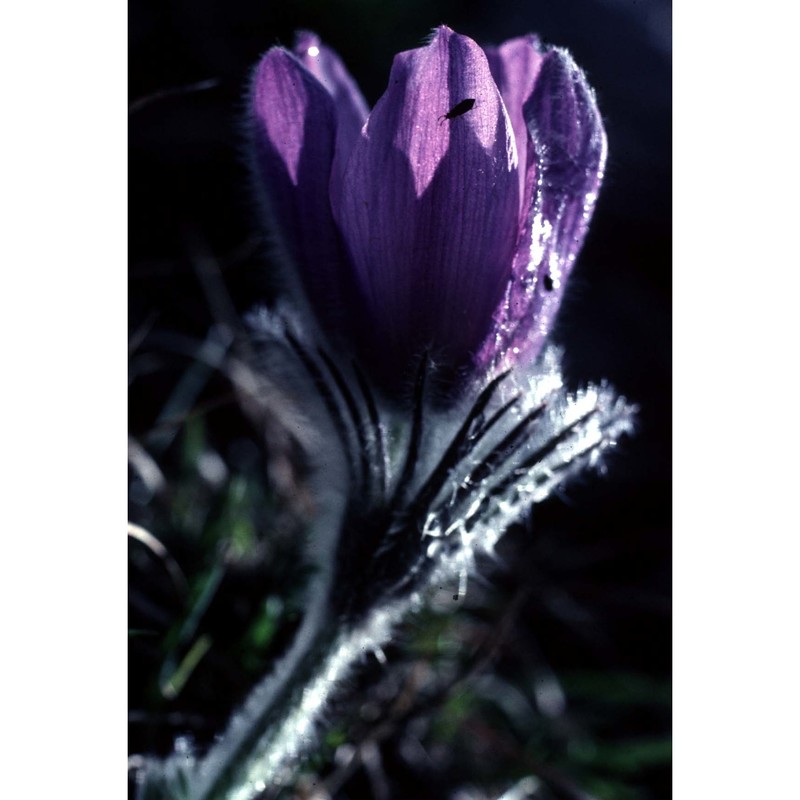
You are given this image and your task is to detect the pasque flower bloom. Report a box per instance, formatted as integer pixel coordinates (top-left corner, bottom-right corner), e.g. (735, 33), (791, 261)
(250, 26), (606, 396)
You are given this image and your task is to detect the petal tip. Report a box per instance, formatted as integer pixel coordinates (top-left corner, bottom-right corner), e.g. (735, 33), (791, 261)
(525, 47), (607, 191)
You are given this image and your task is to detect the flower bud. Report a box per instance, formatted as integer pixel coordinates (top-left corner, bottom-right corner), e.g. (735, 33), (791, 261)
(250, 26), (606, 399)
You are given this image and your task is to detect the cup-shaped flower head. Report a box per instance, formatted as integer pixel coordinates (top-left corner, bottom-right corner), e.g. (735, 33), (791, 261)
(250, 26), (606, 399)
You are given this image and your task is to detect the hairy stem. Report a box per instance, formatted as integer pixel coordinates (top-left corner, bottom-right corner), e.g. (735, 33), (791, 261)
(194, 606), (406, 800)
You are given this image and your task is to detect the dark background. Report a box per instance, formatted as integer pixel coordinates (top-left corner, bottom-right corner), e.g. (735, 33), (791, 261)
(129, 1), (670, 797)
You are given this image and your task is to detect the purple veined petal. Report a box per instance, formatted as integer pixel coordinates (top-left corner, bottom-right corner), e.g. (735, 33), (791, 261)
(293, 31), (369, 133)
(333, 26), (520, 392)
(293, 31), (370, 202)
(483, 34), (547, 374)
(251, 47), (334, 187)
(484, 34), (545, 202)
(478, 47), (607, 374)
(250, 47), (357, 334)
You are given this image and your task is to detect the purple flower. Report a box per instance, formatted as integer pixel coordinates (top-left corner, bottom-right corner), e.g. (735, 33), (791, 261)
(250, 26), (606, 396)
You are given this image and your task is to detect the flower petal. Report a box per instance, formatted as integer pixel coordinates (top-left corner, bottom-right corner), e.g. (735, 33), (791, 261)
(293, 31), (369, 202)
(250, 47), (355, 333)
(484, 34), (544, 201)
(333, 26), (520, 389)
(478, 47), (607, 374)
(293, 31), (369, 138)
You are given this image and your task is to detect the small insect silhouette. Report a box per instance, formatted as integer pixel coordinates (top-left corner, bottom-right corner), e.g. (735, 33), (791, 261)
(438, 98), (476, 124)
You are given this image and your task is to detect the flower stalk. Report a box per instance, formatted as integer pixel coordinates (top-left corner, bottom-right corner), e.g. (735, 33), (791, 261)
(135, 317), (636, 800)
